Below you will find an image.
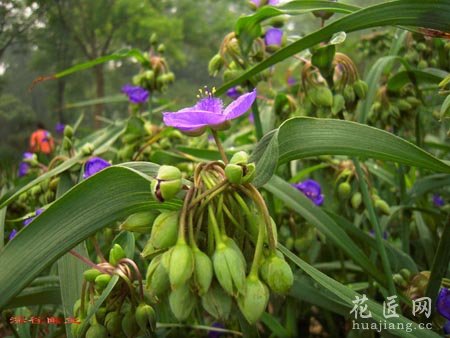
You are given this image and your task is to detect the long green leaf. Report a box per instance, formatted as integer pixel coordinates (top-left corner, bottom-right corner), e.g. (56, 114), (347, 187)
(279, 245), (441, 338)
(216, 0), (450, 95)
(4, 285), (61, 309)
(252, 117), (450, 186)
(387, 68), (448, 91)
(0, 166), (181, 309)
(264, 176), (383, 283)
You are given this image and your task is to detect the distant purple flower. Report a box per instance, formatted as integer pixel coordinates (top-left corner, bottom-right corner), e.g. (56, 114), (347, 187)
(23, 152), (34, 160)
(437, 288), (450, 320)
(265, 28), (283, 48)
(293, 179), (324, 206)
(248, 113), (255, 124)
(433, 194), (445, 207)
(287, 76), (296, 86)
(8, 229), (18, 241)
(163, 89), (257, 135)
(83, 157), (111, 179)
(23, 208), (43, 226)
(444, 321), (450, 335)
(208, 322), (225, 338)
(251, 0), (279, 8)
(122, 84), (149, 104)
(18, 162), (30, 177)
(55, 122), (65, 135)
(226, 87), (241, 100)
(369, 230), (388, 240)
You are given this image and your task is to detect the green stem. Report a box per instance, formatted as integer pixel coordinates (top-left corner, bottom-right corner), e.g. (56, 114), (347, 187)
(247, 84), (263, 140)
(250, 213), (266, 277)
(189, 179), (229, 209)
(353, 158), (397, 299)
(178, 188), (195, 242)
(208, 204), (223, 247)
(210, 129), (228, 163)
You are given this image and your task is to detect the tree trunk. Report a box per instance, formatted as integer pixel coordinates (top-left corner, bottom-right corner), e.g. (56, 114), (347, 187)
(93, 64), (105, 128)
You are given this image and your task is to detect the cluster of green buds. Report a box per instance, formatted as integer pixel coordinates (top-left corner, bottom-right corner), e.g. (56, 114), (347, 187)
(357, 31), (393, 58)
(369, 84), (423, 130)
(143, 152), (293, 324)
(403, 33), (450, 70)
(297, 47), (368, 120)
(132, 33), (175, 93)
(73, 244), (155, 337)
(62, 124), (75, 153)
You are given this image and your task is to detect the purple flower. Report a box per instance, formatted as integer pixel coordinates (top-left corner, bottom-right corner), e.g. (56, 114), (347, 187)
(55, 122), (65, 135)
(23, 208), (43, 226)
(208, 322), (224, 338)
(23, 152), (34, 160)
(433, 194), (445, 207)
(122, 84), (149, 104)
(226, 87), (241, 100)
(287, 76), (296, 86)
(437, 288), (450, 321)
(83, 157), (111, 179)
(18, 162), (30, 177)
(251, 0), (279, 8)
(248, 112), (255, 124)
(293, 179), (324, 206)
(163, 89), (257, 135)
(369, 230), (388, 240)
(8, 229), (18, 241)
(265, 28), (283, 48)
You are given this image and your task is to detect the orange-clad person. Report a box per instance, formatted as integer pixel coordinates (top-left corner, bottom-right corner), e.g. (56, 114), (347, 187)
(29, 122), (54, 154)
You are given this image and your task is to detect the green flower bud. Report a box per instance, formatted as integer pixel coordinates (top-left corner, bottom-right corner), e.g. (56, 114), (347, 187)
(169, 284), (196, 321)
(146, 255), (170, 297)
(150, 211), (179, 249)
(393, 274), (408, 288)
(193, 248), (213, 296)
(80, 143), (94, 156)
(406, 96), (422, 107)
(104, 311), (121, 336)
(120, 211), (156, 233)
(169, 242), (194, 289)
(122, 310), (139, 338)
(213, 240), (247, 296)
(71, 322), (80, 337)
(225, 164), (244, 184)
(144, 70), (155, 82)
(397, 99), (413, 112)
(31, 185), (42, 196)
(95, 274), (112, 290)
(418, 60), (428, 69)
(237, 276), (269, 324)
(343, 85), (356, 103)
(332, 94), (345, 115)
(157, 44), (165, 53)
(135, 302), (156, 334)
(64, 125), (74, 138)
(86, 323), (107, 338)
(338, 182), (352, 200)
(309, 86), (333, 107)
(260, 255), (293, 294)
(83, 268), (102, 282)
(399, 268), (411, 281)
(96, 307), (107, 324)
(313, 9), (334, 20)
(201, 282), (232, 320)
(208, 54), (224, 77)
(353, 80), (368, 100)
(109, 244), (126, 266)
(351, 192), (362, 210)
(62, 136), (72, 151)
(150, 33), (158, 45)
(375, 199), (391, 215)
(151, 165), (182, 202)
(230, 151), (249, 165)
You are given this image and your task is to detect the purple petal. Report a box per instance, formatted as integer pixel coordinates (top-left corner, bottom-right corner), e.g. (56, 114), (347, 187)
(55, 122), (65, 134)
(312, 194), (324, 206)
(437, 288), (450, 321)
(195, 97), (223, 114)
(268, 0), (279, 5)
(226, 87), (241, 100)
(23, 152), (34, 160)
(23, 208), (44, 226)
(223, 89), (257, 120)
(444, 321), (450, 335)
(8, 229), (18, 241)
(293, 179), (324, 206)
(163, 109), (226, 130)
(18, 162), (29, 177)
(83, 157), (111, 179)
(433, 194), (445, 207)
(265, 28), (283, 47)
(122, 84), (149, 104)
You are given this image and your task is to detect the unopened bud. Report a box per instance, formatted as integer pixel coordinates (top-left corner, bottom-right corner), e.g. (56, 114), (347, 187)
(151, 165), (182, 202)
(120, 212), (156, 233)
(80, 143), (94, 156)
(237, 276), (269, 324)
(109, 244), (126, 266)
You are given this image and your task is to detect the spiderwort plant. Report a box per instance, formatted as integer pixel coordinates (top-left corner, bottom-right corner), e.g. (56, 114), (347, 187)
(83, 157), (111, 179)
(122, 84), (150, 104)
